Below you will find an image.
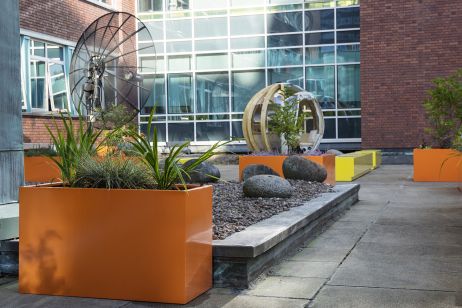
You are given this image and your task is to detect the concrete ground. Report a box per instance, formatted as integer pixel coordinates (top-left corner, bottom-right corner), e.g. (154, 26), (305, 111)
(1, 165), (461, 307)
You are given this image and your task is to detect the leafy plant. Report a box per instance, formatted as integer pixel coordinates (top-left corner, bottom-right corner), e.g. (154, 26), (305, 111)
(126, 109), (230, 190)
(74, 156), (155, 189)
(24, 147), (57, 157)
(268, 87), (305, 154)
(424, 69), (462, 149)
(46, 112), (103, 186)
(95, 103), (136, 130)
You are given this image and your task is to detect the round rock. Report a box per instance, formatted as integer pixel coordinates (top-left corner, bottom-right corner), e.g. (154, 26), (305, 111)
(243, 175), (293, 198)
(326, 149), (344, 156)
(183, 159), (221, 183)
(282, 155), (327, 183)
(242, 164), (279, 181)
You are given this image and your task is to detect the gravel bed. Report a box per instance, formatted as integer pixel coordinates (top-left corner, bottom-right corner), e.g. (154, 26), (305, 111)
(212, 180), (334, 240)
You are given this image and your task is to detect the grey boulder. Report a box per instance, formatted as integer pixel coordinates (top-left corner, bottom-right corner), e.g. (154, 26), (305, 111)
(183, 159), (221, 183)
(242, 164), (279, 181)
(282, 155), (327, 183)
(243, 175), (293, 198)
(326, 149), (344, 156)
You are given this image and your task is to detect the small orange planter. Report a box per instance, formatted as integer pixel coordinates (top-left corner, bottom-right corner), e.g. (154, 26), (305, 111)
(24, 156), (61, 183)
(239, 154), (336, 185)
(413, 149), (462, 182)
(19, 185), (212, 304)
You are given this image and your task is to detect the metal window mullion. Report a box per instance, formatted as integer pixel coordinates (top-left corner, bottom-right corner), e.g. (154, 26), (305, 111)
(226, 1), (233, 139)
(334, 2), (339, 140)
(191, 15), (197, 142)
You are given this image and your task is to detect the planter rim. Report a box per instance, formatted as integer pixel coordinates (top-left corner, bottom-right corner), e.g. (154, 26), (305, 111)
(242, 153), (333, 157)
(414, 148), (461, 152)
(20, 183), (211, 193)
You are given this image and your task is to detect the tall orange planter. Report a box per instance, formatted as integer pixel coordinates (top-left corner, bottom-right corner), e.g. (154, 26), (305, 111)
(239, 154), (336, 185)
(413, 149), (462, 182)
(19, 185), (212, 304)
(24, 156), (61, 182)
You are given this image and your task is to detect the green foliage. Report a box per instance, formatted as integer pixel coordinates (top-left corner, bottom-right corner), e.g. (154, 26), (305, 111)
(24, 147), (57, 157)
(126, 109), (230, 190)
(74, 156), (155, 189)
(268, 87), (304, 153)
(95, 104), (136, 130)
(423, 69), (462, 149)
(46, 113), (103, 186)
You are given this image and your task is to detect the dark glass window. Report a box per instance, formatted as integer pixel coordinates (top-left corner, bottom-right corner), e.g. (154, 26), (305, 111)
(337, 30), (360, 43)
(141, 75), (166, 114)
(338, 118), (361, 138)
(268, 48), (303, 66)
(306, 118), (336, 139)
(268, 67), (304, 87)
(337, 64), (360, 108)
(337, 7), (360, 29)
(305, 10), (334, 31)
(232, 70), (266, 112)
(168, 123), (194, 142)
(140, 123), (166, 142)
(196, 122), (230, 141)
(337, 44), (360, 63)
(267, 11), (303, 33)
(167, 74), (193, 113)
(232, 121), (244, 138)
(305, 66), (335, 109)
(306, 46), (335, 64)
(305, 32), (334, 45)
(196, 72), (229, 113)
(268, 34), (303, 47)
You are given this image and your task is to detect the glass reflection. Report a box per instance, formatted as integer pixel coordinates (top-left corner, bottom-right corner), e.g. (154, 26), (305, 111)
(232, 70), (265, 112)
(196, 122), (230, 141)
(167, 74), (193, 113)
(141, 75), (166, 114)
(305, 66), (335, 109)
(338, 118), (361, 138)
(196, 72), (229, 113)
(268, 67), (303, 87)
(306, 46), (335, 64)
(305, 10), (334, 31)
(268, 48), (303, 66)
(337, 7), (360, 29)
(267, 11), (303, 33)
(338, 65), (360, 108)
(168, 123), (194, 141)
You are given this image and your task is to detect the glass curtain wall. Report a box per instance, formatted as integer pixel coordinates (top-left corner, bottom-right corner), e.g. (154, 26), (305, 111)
(138, 0), (360, 144)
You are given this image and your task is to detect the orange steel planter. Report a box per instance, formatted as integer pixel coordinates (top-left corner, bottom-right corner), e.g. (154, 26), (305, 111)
(24, 156), (61, 182)
(413, 149), (462, 182)
(239, 154), (336, 185)
(19, 185), (212, 304)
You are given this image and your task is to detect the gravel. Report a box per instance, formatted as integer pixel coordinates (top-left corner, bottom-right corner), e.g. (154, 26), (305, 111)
(212, 180), (334, 240)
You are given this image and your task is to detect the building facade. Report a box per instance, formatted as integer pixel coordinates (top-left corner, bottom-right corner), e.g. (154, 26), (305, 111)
(137, 0), (361, 150)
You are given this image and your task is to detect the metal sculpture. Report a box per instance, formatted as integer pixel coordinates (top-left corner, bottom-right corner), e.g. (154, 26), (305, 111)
(242, 83), (324, 153)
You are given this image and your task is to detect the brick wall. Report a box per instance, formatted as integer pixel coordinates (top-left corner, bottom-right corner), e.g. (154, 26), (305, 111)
(361, 0), (462, 149)
(20, 0), (136, 145)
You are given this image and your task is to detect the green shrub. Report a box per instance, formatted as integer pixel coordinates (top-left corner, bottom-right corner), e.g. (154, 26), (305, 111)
(74, 156), (155, 189)
(424, 69), (462, 149)
(24, 147), (57, 157)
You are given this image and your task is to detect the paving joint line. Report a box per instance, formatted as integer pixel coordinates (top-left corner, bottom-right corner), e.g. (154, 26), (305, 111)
(324, 283), (457, 293)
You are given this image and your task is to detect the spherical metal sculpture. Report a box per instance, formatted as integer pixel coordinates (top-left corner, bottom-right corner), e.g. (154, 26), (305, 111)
(242, 83), (324, 152)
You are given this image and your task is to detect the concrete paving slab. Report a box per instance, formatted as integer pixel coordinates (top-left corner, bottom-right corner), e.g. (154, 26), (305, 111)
(310, 285), (457, 308)
(305, 235), (359, 249)
(269, 260), (339, 278)
(375, 206), (462, 227)
(246, 276), (326, 299)
(288, 247), (352, 262)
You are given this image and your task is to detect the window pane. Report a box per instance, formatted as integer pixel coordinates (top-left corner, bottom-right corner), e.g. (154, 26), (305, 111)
(268, 34), (303, 47)
(196, 72), (229, 113)
(232, 121), (244, 138)
(168, 123), (194, 142)
(195, 0), (227, 9)
(268, 67), (303, 87)
(337, 30), (360, 43)
(195, 17), (227, 38)
(31, 78), (46, 109)
(167, 0), (189, 11)
(232, 70), (265, 112)
(196, 53), (228, 70)
(141, 123), (166, 142)
(31, 41), (45, 57)
(231, 0), (265, 7)
(47, 44), (63, 61)
(103, 73), (116, 107)
(166, 19), (192, 39)
(338, 118), (361, 138)
(138, 42), (162, 54)
(306, 117), (336, 139)
(305, 10), (334, 31)
(306, 46), (335, 64)
(196, 122), (230, 141)
(337, 44), (360, 63)
(305, 66), (335, 109)
(138, 0), (162, 12)
(231, 37), (265, 49)
(52, 93), (68, 110)
(168, 55), (191, 71)
(337, 7), (360, 29)
(140, 56), (164, 73)
(166, 41), (192, 53)
(141, 75), (166, 114)
(267, 11), (303, 33)
(195, 39), (228, 51)
(141, 21), (164, 40)
(230, 15), (265, 36)
(338, 64), (360, 108)
(232, 50), (265, 68)
(268, 48), (303, 66)
(305, 32), (334, 45)
(167, 74), (193, 113)
(49, 64), (66, 94)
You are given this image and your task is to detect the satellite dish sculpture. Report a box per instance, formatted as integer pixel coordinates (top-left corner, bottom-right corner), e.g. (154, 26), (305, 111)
(69, 12), (156, 129)
(242, 83), (324, 153)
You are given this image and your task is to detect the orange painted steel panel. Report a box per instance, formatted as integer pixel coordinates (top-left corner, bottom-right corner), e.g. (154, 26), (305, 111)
(19, 185), (212, 304)
(413, 149), (462, 182)
(24, 157), (61, 183)
(239, 154), (336, 185)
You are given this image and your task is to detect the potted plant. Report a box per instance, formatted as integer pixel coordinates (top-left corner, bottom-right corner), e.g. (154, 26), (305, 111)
(414, 69), (462, 182)
(240, 88), (335, 185)
(23, 147), (60, 183)
(19, 111), (226, 304)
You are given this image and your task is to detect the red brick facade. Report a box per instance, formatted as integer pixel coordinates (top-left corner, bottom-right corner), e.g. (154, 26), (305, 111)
(20, 0), (136, 145)
(361, 0), (462, 149)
